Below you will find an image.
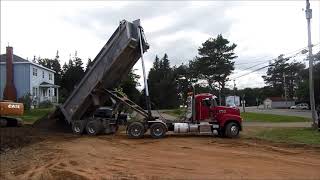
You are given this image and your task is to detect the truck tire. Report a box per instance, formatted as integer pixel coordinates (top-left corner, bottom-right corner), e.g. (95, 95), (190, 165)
(127, 122), (145, 139)
(72, 121), (85, 135)
(218, 129), (225, 137)
(0, 118), (7, 127)
(150, 123), (166, 139)
(86, 120), (102, 136)
(224, 122), (240, 138)
(16, 118), (24, 127)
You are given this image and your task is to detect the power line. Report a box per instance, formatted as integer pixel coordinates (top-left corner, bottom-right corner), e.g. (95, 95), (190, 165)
(233, 65), (270, 79)
(237, 61), (269, 71)
(231, 43), (320, 80)
(235, 60), (267, 65)
(234, 43), (320, 71)
(235, 55), (272, 65)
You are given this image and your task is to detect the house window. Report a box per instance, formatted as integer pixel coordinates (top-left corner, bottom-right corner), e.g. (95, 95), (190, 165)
(32, 87), (38, 96)
(49, 73), (52, 80)
(33, 68), (37, 76)
(42, 71), (44, 78)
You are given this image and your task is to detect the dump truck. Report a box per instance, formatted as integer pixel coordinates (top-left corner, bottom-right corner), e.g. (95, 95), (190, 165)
(0, 101), (24, 127)
(52, 19), (242, 138)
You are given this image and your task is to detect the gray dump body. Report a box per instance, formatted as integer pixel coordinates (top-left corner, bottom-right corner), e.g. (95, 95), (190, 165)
(56, 20), (148, 123)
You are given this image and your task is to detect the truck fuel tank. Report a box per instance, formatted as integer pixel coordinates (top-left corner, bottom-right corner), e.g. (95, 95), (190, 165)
(174, 123), (189, 133)
(189, 124), (199, 132)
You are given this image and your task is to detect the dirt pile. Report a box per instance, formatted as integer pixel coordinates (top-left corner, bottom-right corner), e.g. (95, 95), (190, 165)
(1, 112), (71, 153)
(33, 114), (71, 133)
(0, 126), (44, 153)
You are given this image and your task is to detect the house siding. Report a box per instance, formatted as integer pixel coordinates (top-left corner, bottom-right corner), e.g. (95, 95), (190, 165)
(30, 64), (55, 92)
(0, 63), (30, 100)
(272, 101), (295, 108)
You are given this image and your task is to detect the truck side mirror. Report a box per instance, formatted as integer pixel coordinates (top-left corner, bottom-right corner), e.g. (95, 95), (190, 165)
(203, 98), (211, 107)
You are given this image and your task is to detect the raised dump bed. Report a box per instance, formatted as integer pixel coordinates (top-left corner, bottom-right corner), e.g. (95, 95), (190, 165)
(53, 19), (149, 124)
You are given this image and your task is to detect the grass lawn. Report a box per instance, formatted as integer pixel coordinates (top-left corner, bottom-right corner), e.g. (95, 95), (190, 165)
(20, 108), (54, 124)
(241, 112), (311, 122)
(245, 127), (320, 146)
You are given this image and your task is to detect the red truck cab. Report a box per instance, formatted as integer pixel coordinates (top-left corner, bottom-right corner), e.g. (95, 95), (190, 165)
(187, 93), (243, 137)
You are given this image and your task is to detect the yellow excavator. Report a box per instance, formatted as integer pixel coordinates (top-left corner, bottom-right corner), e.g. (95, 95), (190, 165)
(0, 101), (24, 127)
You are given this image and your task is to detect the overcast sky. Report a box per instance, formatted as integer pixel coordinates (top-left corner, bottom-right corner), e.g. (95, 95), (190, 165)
(1, 1), (320, 89)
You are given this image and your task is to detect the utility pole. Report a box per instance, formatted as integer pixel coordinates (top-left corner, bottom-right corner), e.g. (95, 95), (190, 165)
(305, 0), (317, 127)
(283, 73), (287, 104)
(233, 80), (236, 106)
(242, 94), (246, 113)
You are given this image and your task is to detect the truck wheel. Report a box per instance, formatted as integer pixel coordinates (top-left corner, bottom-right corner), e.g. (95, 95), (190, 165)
(86, 120), (101, 136)
(127, 122), (145, 138)
(72, 121), (85, 135)
(224, 122), (240, 138)
(150, 123), (166, 138)
(0, 118), (7, 127)
(217, 129), (225, 138)
(16, 118), (24, 127)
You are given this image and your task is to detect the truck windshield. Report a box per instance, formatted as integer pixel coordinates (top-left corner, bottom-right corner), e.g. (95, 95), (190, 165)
(203, 97), (218, 107)
(186, 96), (192, 119)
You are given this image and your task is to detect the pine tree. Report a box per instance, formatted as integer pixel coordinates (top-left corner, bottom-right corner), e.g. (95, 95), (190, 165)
(190, 34), (237, 104)
(119, 69), (141, 104)
(148, 54), (179, 109)
(60, 53), (85, 100)
(153, 55), (160, 70)
(262, 55), (305, 98)
(86, 58), (92, 71)
(62, 62), (68, 74)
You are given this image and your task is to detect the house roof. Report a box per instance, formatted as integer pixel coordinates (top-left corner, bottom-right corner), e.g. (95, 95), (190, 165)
(266, 97), (294, 102)
(0, 54), (29, 62)
(39, 82), (60, 88)
(0, 54), (56, 73)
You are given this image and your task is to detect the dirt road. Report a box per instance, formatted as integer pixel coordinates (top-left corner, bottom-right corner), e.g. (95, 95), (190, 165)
(1, 128), (320, 180)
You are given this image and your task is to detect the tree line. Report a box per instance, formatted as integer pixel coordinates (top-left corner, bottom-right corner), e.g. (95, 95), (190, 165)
(36, 34), (320, 109)
(36, 51), (141, 104)
(145, 35), (320, 108)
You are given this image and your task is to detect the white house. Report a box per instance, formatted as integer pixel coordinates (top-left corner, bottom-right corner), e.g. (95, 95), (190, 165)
(263, 98), (272, 109)
(0, 47), (59, 105)
(263, 97), (295, 109)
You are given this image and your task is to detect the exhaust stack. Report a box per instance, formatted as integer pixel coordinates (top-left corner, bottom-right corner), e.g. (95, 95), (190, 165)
(3, 46), (17, 101)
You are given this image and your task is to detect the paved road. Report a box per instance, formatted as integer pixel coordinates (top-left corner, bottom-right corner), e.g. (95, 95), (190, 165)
(153, 110), (313, 128)
(242, 106), (312, 119)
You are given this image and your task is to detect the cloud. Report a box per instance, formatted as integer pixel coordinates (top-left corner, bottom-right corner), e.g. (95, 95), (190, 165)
(62, 1), (236, 65)
(1, 1), (319, 90)
(59, 1), (241, 89)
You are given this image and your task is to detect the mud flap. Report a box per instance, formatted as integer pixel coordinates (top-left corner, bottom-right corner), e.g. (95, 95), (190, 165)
(102, 118), (118, 134)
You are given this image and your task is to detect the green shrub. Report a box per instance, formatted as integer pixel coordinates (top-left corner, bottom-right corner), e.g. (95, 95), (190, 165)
(38, 100), (53, 108)
(18, 93), (32, 110)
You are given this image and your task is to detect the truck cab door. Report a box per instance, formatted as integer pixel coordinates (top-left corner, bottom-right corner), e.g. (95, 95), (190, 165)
(202, 98), (216, 121)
